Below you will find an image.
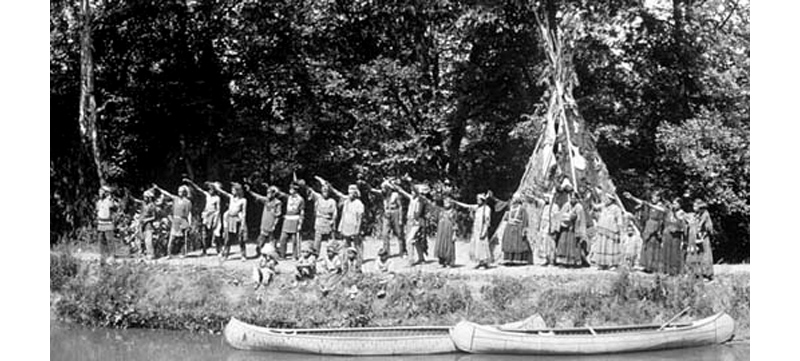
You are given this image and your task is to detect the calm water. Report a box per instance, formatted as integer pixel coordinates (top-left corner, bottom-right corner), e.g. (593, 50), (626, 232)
(50, 322), (749, 361)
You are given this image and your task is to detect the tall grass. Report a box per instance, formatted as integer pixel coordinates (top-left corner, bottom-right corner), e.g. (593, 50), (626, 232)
(51, 260), (749, 340)
(50, 248), (80, 292)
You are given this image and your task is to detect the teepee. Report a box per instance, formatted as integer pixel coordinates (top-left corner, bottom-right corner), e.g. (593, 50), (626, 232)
(515, 10), (623, 237)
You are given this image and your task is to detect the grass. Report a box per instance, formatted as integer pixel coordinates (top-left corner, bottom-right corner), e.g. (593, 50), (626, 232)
(51, 255), (750, 341)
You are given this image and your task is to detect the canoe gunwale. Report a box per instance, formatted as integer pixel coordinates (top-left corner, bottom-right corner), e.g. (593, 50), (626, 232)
(490, 312), (724, 336)
(228, 317), (452, 339)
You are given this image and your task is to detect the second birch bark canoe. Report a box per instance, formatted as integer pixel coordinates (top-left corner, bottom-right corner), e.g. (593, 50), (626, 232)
(449, 312), (735, 355)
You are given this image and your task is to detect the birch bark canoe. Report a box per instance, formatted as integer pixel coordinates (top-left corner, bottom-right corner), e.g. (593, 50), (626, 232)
(449, 312), (735, 355)
(224, 318), (457, 355)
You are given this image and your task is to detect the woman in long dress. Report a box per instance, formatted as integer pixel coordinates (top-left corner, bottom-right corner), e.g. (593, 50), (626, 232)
(685, 199), (715, 279)
(660, 198), (687, 275)
(593, 191), (625, 269)
(556, 191), (586, 267)
(537, 197), (556, 266)
(433, 196), (458, 267)
(455, 193), (492, 269)
(501, 194), (532, 265)
(624, 191), (666, 273)
(538, 192), (558, 266)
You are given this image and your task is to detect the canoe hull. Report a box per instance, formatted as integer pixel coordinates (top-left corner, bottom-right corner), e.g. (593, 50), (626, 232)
(450, 313), (735, 355)
(224, 318), (458, 355)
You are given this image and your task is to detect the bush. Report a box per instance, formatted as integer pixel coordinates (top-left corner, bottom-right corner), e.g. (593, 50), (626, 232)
(481, 277), (524, 311)
(50, 251), (79, 292)
(56, 262), (147, 328)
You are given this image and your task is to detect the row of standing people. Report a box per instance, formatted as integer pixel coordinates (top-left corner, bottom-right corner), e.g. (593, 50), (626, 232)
(147, 177), (367, 265)
(625, 191), (716, 279)
(98, 174), (714, 279)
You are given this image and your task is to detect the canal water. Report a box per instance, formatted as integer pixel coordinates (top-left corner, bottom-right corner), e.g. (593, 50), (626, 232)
(50, 322), (749, 361)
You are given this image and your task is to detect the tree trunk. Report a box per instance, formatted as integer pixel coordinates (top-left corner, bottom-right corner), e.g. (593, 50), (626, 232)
(672, 0), (695, 122)
(444, 106), (468, 180)
(78, 0), (104, 185)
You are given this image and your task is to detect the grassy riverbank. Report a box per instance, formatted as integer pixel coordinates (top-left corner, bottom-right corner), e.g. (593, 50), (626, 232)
(50, 249), (749, 342)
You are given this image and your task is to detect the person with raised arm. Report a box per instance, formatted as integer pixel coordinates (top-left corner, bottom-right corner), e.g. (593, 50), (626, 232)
(454, 192), (492, 269)
(308, 177), (338, 256)
(139, 188), (159, 259)
(212, 182), (247, 261)
(153, 183), (194, 259)
(393, 181), (431, 267)
(95, 185), (120, 263)
(277, 181), (305, 260)
(248, 183), (283, 259)
(623, 190), (666, 273)
(368, 178), (406, 257)
(322, 179), (365, 272)
(183, 178), (222, 256)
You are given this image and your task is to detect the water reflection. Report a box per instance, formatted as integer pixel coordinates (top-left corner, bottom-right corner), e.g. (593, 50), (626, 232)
(51, 322), (748, 361)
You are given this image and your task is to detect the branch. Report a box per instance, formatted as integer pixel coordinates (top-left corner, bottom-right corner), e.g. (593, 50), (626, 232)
(716, 0), (739, 31)
(389, 83), (423, 135)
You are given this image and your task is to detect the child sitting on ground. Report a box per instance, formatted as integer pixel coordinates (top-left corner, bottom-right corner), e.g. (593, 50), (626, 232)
(376, 247), (391, 274)
(253, 243), (279, 290)
(343, 247), (362, 274)
(318, 241), (345, 295)
(295, 241), (317, 281)
(375, 247), (394, 298)
(317, 240), (344, 275)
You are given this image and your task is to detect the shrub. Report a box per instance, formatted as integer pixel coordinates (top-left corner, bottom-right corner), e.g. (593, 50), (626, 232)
(50, 251), (79, 292)
(481, 276), (524, 311)
(56, 262), (147, 328)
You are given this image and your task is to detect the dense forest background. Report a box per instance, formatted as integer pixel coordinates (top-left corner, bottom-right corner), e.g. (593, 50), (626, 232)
(51, 0), (749, 262)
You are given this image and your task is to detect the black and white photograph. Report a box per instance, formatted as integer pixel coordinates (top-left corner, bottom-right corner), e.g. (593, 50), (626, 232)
(47, 0), (751, 359)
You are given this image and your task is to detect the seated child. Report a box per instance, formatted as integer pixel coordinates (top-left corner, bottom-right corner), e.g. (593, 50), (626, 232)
(253, 243), (279, 290)
(376, 247), (394, 298)
(317, 240), (344, 275)
(376, 247), (391, 274)
(295, 241), (317, 281)
(343, 247), (362, 274)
